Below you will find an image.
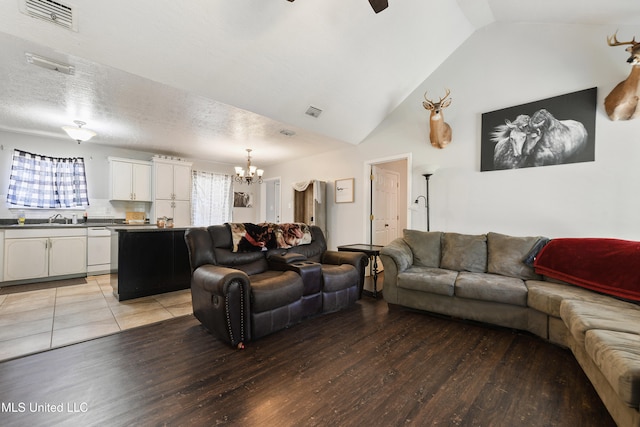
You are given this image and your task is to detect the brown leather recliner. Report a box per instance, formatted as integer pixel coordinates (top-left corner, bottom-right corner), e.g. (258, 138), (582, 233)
(184, 223), (368, 348)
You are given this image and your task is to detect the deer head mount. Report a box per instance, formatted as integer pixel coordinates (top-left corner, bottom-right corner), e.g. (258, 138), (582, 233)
(604, 32), (640, 121)
(423, 89), (452, 149)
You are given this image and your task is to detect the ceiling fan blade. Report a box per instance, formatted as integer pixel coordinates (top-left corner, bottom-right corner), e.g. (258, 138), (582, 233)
(368, 0), (389, 13)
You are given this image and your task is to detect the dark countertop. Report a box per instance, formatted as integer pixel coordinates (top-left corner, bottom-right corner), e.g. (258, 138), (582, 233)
(0, 218), (195, 231)
(111, 226), (193, 232)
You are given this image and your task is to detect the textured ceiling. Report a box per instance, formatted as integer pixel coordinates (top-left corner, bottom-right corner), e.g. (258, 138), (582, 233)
(0, 0), (638, 166)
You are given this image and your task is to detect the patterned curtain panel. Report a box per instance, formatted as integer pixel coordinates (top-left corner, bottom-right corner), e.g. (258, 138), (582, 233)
(6, 150), (90, 208)
(191, 170), (232, 226)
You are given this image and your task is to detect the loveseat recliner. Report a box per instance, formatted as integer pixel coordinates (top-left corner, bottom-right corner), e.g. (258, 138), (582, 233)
(184, 223), (368, 348)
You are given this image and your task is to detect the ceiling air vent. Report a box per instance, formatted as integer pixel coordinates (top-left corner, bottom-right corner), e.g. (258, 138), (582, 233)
(305, 106), (323, 118)
(20, 0), (77, 31)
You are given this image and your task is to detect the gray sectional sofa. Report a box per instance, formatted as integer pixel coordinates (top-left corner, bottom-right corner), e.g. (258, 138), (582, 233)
(380, 230), (640, 427)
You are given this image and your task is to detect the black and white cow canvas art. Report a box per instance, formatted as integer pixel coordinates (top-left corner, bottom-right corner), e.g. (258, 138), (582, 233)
(480, 88), (597, 172)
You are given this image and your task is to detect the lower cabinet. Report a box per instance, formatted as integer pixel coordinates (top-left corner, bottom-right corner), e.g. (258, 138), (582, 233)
(3, 229), (87, 282)
(113, 229), (190, 300)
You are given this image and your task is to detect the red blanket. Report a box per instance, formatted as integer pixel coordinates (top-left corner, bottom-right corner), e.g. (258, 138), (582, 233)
(533, 238), (640, 302)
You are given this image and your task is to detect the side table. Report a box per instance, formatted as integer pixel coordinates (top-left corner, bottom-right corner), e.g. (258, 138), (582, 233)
(337, 244), (384, 298)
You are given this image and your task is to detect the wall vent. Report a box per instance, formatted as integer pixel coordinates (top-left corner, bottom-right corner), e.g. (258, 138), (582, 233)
(305, 106), (323, 118)
(20, 0), (77, 31)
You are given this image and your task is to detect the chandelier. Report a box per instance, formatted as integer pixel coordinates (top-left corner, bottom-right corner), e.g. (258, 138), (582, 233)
(234, 149), (264, 185)
(62, 120), (97, 144)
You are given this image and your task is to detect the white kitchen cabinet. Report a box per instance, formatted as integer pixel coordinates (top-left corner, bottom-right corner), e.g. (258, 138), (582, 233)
(3, 228), (87, 282)
(49, 235), (87, 276)
(4, 237), (48, 281)
(109, 157), (152, 202)
(152, 157), (192, 227)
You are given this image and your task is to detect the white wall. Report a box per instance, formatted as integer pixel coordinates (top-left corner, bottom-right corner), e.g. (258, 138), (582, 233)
(3, 22), (638, 243)
(0, 130), (236, 222)
(267, 22), (640, 246)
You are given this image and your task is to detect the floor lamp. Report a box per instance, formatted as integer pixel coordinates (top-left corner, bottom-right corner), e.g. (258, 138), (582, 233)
(423, 173), (433, 231)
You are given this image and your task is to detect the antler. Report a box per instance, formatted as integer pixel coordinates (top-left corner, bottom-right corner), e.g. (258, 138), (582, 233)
(439, 88), (451, 103)
(607, 31), (639, 47)
(424, 89), (451, 103)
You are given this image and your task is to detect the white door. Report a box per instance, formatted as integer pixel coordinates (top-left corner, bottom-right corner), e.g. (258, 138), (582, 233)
(4, 238), (48, 281)
(132, 163), (152, 201)
(372, 165), (399, 247)
(173, 164), (192, 200)
(111, 160), (133, 200)
(172, 200), (191, 227)
(265, 179), (281, 223)
(49, 236), (87, 276)
(154, 162), (175, 200)
(155, 199), (174, 219)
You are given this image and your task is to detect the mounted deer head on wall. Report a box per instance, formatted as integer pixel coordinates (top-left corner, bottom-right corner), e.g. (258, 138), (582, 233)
(423, 89), (452, 149)
(605, 32), (640, 121)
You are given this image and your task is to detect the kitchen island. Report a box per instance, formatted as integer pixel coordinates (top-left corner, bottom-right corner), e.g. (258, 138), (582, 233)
(111, 226), (192, 301)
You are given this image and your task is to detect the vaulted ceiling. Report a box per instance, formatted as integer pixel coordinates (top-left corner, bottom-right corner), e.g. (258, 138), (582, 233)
(0, 0), (638, 166)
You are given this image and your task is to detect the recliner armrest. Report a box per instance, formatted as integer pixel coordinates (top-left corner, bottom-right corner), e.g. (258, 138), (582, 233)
(267, 252), (308, 271)
(322, 250), (369, 269)
(192, 264), (251, 295)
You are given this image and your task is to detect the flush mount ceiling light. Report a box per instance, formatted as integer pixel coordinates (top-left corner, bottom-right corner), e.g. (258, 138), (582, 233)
(62, 120), (96, 144)
(234, 149), (264, 185)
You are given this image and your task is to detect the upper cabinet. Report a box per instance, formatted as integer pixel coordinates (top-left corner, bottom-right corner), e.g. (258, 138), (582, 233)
(109, 157), (152, 202)
(151, 157), (193, 226)
(154, 160), (192, 201)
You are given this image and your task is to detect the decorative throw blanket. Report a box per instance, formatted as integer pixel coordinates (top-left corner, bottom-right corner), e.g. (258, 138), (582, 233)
(533, 238), (640, 302)
(229, 223), (312, 252)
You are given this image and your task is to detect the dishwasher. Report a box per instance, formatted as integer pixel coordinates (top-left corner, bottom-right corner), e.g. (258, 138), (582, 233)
(87, 227), (112, 275)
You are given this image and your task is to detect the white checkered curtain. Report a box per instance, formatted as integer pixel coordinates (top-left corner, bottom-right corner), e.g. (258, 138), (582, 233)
(191, 170), (232, 226)
(6, 150), (90, 208)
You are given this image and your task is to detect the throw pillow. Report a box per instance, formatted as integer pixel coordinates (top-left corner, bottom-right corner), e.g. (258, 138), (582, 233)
(487, 232), (545, 280)
(440, 233), (487, 273)
(403, 229), (442, 267)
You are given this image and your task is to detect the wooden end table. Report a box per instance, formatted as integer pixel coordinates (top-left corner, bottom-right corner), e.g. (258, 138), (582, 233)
(337, 244), (384, 298)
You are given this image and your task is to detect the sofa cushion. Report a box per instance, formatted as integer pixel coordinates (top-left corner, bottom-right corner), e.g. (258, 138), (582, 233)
(585, 329), (640, 407)
(321, 264), (358, 293)
(397, 266), (458, 296)
(250, 270), (304, 313)
(487, 232), (543, 280)
(526, 280), (620, 318)
(441, 233), (487, 273)
(560, 299), (640, 346)
(455, 272), (528, 307)
(403, 230), (442, 268)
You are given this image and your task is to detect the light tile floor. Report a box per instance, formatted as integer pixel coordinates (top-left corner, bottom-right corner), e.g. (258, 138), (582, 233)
(0, 275), (192, 362)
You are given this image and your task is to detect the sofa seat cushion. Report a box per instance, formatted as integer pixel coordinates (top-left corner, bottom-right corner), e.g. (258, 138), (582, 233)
(322, 264), (358, 293)
(397, 266), (458, 296)
(486, 232), (543, 280)
(441, 233), (487, 273)
(526, 280), (619, 318)
(560, 299), (640, 346)
(585, 329), (640, 407)
(250, 270), (304, 313)
(454, 272), (528, 306)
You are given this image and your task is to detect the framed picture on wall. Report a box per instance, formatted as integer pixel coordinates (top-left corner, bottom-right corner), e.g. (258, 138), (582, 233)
(480, 87), (597, 172)
(335, 178), (354, 203)
(233, 192), (253, 208)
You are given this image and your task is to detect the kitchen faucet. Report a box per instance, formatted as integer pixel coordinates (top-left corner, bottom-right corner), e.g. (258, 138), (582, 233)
(48, 213), (63, 223)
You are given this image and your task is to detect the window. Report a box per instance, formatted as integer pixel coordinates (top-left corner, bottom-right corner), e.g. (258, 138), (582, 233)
(6, 150), (90, 208)
(191, 170), (232, 226)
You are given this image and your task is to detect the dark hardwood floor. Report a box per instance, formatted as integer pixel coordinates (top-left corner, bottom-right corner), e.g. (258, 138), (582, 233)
(0, 296), (614, 426)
